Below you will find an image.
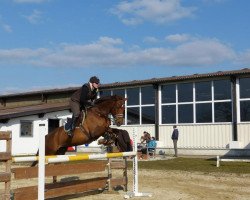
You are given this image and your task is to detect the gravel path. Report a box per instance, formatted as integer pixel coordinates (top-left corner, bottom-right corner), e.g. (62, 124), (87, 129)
(1, 165), (250, 200)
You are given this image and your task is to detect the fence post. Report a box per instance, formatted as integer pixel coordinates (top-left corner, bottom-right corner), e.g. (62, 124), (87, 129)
(107, 158), (112, 191)
(5, 132), (11, 200)
(216, 156), (220, 167)
(124, 157), (128, 192)
(124, 128), (152, 199)
(0, 131), (12, 200)
(38, 124), (46, 200)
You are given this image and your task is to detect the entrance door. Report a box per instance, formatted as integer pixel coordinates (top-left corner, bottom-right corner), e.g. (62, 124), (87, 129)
(48, 119), (60, 133)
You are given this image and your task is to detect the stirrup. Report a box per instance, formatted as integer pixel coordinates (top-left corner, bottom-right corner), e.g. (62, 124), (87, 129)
(67, 130), (74, 138)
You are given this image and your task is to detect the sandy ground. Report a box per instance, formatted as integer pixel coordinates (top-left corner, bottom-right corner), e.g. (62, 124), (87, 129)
(1, 164), (250, 200)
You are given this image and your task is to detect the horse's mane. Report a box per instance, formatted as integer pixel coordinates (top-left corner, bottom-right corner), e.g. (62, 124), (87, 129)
(94, 95), (123, 105)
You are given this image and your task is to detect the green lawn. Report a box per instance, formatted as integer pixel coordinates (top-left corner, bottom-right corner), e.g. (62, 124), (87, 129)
(128, 157), (250, 174)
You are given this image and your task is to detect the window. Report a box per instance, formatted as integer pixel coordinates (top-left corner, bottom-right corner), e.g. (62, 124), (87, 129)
(178, 104), (193, 123)
(113, 89), (125, 97)
(110, 86), (155, 125)
(239, 78), (250, 122)
(240, 78), (250, 98)
(161, 79), (232, 124)
(125, 87), (155, 125)
(127, 88), (139, 106)
(240, 101), (250, 122)
(141, 86), (155, 124)
(196, 103), (212, 123)
(161, 85), (176, 103)
(127, 107), (140, 125)
(20, 121), (33, 137)
(214, 102), (232, 122)
(100, 90), (111, 97)
(142, 106), (155, 124)
(141, 86), (155, 104)
(213, 79), (232, 122)
(214, 80), (231, 100)
(126, 87), (140, 125)
(162, 105), (176, 124)
(178, 83), (193, 102)
(195, 81), (211, 101)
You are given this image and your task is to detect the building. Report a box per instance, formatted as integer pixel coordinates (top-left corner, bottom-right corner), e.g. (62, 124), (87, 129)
(1, 68), (250, 156)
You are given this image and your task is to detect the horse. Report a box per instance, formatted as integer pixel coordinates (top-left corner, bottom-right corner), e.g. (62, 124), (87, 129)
(31, 95), (127, 166)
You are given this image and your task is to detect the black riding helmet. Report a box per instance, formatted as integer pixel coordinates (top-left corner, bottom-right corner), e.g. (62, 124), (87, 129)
(89, 76), (100, 84)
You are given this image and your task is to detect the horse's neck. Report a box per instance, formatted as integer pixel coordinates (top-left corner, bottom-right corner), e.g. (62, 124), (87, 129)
(95, 102), (113, 114)
(91, 103), (112, 116)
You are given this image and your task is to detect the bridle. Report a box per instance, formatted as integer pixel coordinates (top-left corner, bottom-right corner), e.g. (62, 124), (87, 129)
(111, 101), (125, 124)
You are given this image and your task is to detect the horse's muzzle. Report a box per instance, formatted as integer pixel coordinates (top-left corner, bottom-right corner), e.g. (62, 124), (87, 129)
(115, 118), (123, 126)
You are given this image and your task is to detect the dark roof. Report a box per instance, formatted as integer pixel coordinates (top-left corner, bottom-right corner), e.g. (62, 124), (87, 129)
(0, 102), (70, 121)
(0, 87), (78, 98)
(101, 68), (250, 89)
(0, 68), (250, 98)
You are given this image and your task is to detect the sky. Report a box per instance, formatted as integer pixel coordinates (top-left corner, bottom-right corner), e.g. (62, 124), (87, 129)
(0, 0), (250, 95)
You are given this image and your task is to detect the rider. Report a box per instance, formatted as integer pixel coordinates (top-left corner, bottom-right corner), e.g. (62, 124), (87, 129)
(67, 76), (100, 137)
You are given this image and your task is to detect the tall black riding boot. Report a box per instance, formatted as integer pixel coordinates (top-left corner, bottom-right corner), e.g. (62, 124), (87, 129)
(68, 116), (77, 137)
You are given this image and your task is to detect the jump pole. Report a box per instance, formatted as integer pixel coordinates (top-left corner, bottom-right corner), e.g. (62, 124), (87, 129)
(12, 152), (136, 163)
(38, 124), (46, 200)
(124, 128), (152, 199)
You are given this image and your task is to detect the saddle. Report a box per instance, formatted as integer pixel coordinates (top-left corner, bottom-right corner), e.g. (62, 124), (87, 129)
(64, 111), (86, 132)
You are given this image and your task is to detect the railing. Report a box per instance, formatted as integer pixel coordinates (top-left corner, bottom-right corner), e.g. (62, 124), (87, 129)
(0, 131), (12, 200)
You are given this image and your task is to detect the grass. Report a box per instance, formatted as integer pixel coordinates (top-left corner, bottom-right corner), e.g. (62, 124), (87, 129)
(127, 157), (250, 174)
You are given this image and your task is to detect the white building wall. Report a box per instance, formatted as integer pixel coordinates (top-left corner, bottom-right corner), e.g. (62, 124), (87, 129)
(0, 110), (71, 155)
(237, 123), (250, 149)
(159, 124), (233, 149)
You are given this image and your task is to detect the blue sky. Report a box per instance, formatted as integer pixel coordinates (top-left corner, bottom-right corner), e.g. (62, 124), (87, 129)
(0, 0), (250, 95)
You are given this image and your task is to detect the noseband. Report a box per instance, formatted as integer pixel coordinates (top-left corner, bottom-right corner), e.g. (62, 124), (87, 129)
(114, 113), (124, 118)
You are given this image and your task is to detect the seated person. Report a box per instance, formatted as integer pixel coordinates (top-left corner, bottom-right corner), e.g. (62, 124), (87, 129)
(137, 131), (151, 152)
(141, 131), (151, 143)
(140, 136), (157, 158)
(147, 137), (157, 155)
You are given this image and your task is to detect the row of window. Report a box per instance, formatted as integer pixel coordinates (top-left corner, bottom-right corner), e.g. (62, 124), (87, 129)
(99, 77), (250, 125)
(161, 80), (232, 123)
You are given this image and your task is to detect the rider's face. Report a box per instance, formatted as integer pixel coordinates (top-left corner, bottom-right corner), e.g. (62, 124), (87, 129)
(92, 82), (99, 89)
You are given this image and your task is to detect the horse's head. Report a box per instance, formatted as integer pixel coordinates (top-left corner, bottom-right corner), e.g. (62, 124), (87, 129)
(94, 95), (127, 126)
(110, 95), (127, 126)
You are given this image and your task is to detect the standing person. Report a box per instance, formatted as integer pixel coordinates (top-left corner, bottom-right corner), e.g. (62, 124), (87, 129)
(171, 125), (179, 157)
(67, 76), (100, 137)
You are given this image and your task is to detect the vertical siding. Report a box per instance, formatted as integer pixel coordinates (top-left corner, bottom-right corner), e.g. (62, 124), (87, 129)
(159, 124), (233, 149)
(237, 123), (250, 149)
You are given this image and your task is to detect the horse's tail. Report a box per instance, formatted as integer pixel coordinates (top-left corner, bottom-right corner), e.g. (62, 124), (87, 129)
(115, 130), (133, 152)
(30, 150), (39, 167)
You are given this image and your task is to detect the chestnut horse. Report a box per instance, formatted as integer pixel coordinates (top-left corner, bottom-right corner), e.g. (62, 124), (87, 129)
(31, 95), (126, 166)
